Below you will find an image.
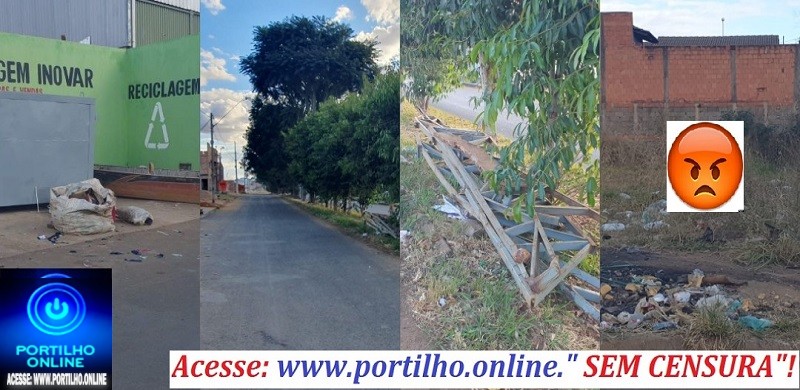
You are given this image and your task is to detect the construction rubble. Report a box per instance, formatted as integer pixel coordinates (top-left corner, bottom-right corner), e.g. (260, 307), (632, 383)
(412, 107), (601, 320)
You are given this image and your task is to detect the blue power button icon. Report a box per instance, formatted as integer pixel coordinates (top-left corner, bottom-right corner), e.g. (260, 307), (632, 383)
(27, 282), (86, 336)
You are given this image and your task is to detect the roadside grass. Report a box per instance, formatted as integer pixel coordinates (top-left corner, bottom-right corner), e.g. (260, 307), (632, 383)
(286, 198), (399, 254)
(685, 305), (745, 350)
(601, 132), (800, 267)
(401, 100), (597, 350)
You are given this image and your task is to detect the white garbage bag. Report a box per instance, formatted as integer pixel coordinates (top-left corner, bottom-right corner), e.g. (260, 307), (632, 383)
(49, 179), (116, 235)
(116, 206), (153, 225)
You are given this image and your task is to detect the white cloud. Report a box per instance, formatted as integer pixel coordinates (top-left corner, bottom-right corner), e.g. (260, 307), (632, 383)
(200, 88), (254, 142)
(201, 49), (236, 86)
(201, 0), (226, 15)
(333, 5), (353, 22)
(601, 0), (788, 37)
(354, 23), (399, 65)
(361, 0), (398, 25)
(200, 88), (255, 179)
(208, 34), (215, 39)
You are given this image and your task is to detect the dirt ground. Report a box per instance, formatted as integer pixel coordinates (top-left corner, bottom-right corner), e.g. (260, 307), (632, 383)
(0, 197), (198, 258)
(601, 247), (800, 350)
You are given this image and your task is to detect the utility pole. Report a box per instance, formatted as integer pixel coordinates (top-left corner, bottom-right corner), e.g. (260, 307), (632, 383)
(210, 113), (216, 204)
(234, 140), (239, 194)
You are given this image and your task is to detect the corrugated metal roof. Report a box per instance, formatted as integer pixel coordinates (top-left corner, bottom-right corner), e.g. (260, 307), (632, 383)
(0, 0), (129, 47)
(151, 0), (199, 12)
(645, 35), (780, 47)
(136, 0), (199, 46)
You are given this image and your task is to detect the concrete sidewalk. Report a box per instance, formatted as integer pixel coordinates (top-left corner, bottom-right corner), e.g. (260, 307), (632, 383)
(0, 197), (198, 259)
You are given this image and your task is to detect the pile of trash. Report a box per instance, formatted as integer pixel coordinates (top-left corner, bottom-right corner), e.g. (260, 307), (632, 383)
(600, 268), (774, 332)
(48, 179), (153, 236)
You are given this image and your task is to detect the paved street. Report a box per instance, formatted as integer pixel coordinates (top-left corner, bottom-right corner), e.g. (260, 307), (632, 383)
(201, 195), (399, 350)
(432, 85), (525, 139)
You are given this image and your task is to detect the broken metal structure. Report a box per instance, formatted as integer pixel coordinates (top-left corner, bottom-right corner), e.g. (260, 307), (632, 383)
(414, 109), (601, 321)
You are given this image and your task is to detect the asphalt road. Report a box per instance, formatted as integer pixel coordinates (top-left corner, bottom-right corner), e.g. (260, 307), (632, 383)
(201, 195), (399, 350)
(431, 85), (526, 139)
(0, 220), (200, 389)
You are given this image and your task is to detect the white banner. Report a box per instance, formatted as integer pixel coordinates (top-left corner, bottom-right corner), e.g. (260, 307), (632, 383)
(169, 350), (800, 389)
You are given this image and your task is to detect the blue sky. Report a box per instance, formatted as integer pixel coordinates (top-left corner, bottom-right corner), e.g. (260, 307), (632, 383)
(602, 0), (800, 43)
(200, 0), (399, 180)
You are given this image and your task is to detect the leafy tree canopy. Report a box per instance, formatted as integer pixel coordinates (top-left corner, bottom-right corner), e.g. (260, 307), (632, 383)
(401, 0), (600, 215)
(240, 16), (378, 113)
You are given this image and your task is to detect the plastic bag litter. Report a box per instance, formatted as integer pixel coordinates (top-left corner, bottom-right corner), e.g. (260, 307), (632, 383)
(432, 196), (465, 220)
(116, 206), (154, 226)
(49, 179), (116, 235)
(739, 315), (773, 331)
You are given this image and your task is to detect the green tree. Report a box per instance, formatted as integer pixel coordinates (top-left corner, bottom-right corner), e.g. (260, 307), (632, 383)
(241, 97), (303, 192)
(240, 16), (378, 113)
(401, 0), (599, 215)
(240, 16), (379, 189)
(284, 70), (400, 209)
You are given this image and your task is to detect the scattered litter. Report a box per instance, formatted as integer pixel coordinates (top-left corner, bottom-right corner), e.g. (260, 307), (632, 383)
(47, 232), (62, 244)
(400, 230), (411, 244)
(653, 321), (678, 331)
(432, 196), (466, 220)
(37, 234), (47, 240)
(642, 199), (667, 224)
(49, 179), (116, 235)
(157, 230), (169, 236)
(627, 313), (645, 329)
(643, 221), (669, 230)
(172, 253), (183, 257)
(696, 294), (731, 310)
(156, 253), (165, 258)
(601, 223), (625, 232)
(109, 251), (123, 255)
(600, 283), (612, 297)
(438, 297), (447, 307)
(687, 269), (704, 288)
(116, 206), (153, 226)
(652, 293), (666, 303)
(673, 291), (691, 304)
(69, 250), (77, 253)
(124, 258), (143, 263)
(738, 315), (773, 331)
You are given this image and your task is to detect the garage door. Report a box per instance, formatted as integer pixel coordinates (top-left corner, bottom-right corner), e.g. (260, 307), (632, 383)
(0, 93), (95, 207)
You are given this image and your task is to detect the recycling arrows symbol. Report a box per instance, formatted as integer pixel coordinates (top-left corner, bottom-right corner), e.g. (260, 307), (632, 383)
(144, 102), (169, 150)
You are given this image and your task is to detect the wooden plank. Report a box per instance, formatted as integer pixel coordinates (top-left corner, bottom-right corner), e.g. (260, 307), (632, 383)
(418, 118), (534, 305)
(534, 244), (591, 305)
(419, 143), (472, 214)
(572, 285), (601, 304)
(534, 217), (558, 262)
(534, 205), (595, 217)
(548, 189), (601, 220)
(549, 240), (590, 252)
(504, 221), (535, 237)
(559, 284), (600, 322)
(543, 227), (585, 242)
(561, 215), (597, 249)
(531, 223), (539, 277)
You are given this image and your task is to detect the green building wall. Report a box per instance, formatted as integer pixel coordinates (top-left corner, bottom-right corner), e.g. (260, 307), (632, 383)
(0, 32), (200, 170)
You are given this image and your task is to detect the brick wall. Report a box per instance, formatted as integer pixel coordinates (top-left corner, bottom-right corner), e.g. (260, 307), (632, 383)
(601, 12), (798, 133)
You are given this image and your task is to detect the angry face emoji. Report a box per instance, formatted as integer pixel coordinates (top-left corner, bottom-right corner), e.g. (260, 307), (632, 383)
(667, 122), (743, 210)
